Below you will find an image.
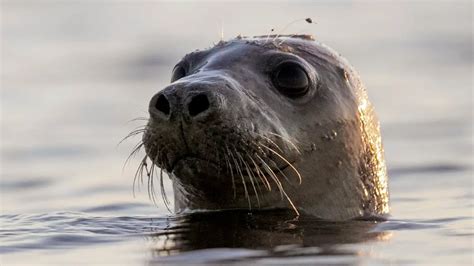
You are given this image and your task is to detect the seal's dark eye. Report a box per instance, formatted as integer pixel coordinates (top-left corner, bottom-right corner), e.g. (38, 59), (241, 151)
(171, 65), (186, 82)
(273, 62), (309, 97)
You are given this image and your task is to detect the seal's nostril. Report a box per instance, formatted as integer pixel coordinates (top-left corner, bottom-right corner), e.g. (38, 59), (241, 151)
(188, 94), (210, 117)
(155, 94), (170, 115)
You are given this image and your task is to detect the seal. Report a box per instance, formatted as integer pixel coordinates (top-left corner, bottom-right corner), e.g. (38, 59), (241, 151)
(139, 35), (389, 220)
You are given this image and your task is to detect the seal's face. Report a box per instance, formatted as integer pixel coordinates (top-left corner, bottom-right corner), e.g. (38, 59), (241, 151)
(142, 36), (389, 220)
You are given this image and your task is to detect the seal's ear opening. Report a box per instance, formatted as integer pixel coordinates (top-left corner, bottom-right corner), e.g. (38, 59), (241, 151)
(272, 61), (310, 98)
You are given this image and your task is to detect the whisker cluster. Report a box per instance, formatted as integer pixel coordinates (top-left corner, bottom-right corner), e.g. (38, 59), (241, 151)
(123, 119), (303, 216)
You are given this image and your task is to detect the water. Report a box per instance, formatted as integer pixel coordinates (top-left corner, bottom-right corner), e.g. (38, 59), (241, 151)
(1, 1), (472, 265)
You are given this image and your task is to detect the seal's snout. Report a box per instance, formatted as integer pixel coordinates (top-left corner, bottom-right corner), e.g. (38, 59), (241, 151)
(144, 77), (237, 173)
(148, 86), (218, 122)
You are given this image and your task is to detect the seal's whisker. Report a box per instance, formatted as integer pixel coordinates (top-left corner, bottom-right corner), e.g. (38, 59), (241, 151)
(160, 168), (172, 213)
(236, 150), (260, 208)
(266, 157), (293, 185)
(145, 158), (152, 203)
(260, 144), (302, 184)
(152, 155), (163, 207)
(267, 132), (301, 154)
(229, 146), (251, 209)
(281, 189), (300, 216)
(118, 127), (146, 146)
(148, 156), (157, 205)
(256, 154), (299, 216)
(133, 155), (148, 198)
(257, 134), (285, 154)
(126, 117), (149, 123)
(140, 157), (149, 186)
(123, 141), (144, 172)
(255, 154), (284, 199)
(252, 139), (293, 185)
(246, 151), (272, 191)
(152, 151), (166, 210)
(151, 165), (157, 205)
(224, 145), (237, 199)
(138, 142), (174, 212)
(131, 124), (147, 131)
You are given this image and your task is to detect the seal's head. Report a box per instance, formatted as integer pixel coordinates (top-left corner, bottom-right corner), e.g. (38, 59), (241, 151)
(142, 35), (389, 220)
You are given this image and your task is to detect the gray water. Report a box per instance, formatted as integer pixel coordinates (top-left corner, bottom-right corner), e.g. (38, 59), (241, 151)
(1, 1), (472, 265)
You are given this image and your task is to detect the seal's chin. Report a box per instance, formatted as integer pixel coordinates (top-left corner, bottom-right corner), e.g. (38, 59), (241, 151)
(171, 156), (220, 180)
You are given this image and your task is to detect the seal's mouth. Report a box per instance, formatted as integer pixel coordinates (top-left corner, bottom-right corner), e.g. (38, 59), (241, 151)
(167, 152), (295, 181)
(169, 154), (219, 172)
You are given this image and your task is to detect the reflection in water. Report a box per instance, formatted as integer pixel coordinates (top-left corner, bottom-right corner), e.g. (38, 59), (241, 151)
(146, 209), (391, 263)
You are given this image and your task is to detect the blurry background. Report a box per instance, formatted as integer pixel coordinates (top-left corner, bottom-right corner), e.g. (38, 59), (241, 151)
(0, 1), (472, 264)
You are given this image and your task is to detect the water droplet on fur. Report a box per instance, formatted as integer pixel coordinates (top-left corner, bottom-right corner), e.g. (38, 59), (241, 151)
(322, 130), (338, 141)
